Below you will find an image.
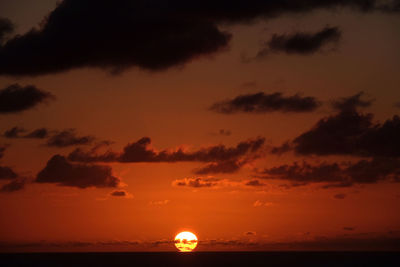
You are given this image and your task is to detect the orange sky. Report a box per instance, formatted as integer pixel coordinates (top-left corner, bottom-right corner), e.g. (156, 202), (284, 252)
(0, 0), (399, 252)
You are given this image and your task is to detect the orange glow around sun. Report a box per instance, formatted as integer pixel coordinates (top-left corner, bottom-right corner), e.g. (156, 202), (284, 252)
(174, 231), (198, 252)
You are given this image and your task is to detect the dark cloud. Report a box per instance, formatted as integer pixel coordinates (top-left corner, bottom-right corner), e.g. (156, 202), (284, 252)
(210, 92), (320, 114)
(218, 129), (232, 136)
(109, 190), (132, 198)
(194, 160), (243, 175)
(0, 146), (18, 181)
(46, 129), (94, 147)
(245, 231), (256, 236)
(334, 193), (347, 199)
(0, 0), (398, 76)
(36, 155), (120, 188)
(271, 142), (292, 155)
(71, 136), (264, 174)
(68, 137), (265, 175)
(110, 190), (126, 197)
(332, 92), (373, 112)
(4, 127), (49, 139)
(258, 157), (400, 187)
(260, 161), (344, 184)
(291, 105), (400, 158)
(173, 177), (220, 188)
(0, 145), (5, 159)
(0, 17), (14, 43)
(245, 179), (265, 187)
(275, 93), (400, 158)
(0, 84), (54, 114)
(0, 165), (18, 180)
(4, 127), (26, 138)
(257, 26), (341, 57)
(343, 227), (355, 231)
(0, 179), (25, 193)
(24, 128), (49, 139)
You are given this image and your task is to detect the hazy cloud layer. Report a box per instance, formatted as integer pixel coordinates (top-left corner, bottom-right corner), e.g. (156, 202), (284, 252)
(256, 26), (341, 57)
(211, 92), (320, 114)
(0, 0), (399, 76)
(36, 155), (120, 188)
(0, 84), (54, 113)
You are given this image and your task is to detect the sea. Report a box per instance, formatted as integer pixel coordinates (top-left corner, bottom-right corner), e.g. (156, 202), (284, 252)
(1, 251), (399, 267)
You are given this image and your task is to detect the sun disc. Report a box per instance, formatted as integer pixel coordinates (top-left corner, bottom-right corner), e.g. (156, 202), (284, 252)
(174, 231), (198, 252)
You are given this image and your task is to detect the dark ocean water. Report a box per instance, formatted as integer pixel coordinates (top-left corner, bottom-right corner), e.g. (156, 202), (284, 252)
(1, 252), (399, 267)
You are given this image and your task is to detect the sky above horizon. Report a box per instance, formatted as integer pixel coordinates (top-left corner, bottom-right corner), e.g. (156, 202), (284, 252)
(0, 0), (400, 252)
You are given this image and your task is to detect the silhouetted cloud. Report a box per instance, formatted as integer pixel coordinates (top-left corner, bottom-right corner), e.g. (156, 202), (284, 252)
(4, 126), (25, 138)
(258, 157), (400, 187)
(291, 103), (400, 158)
(110, 190), (126, 197)
(0, 145), (6, 159)
(4, 126), (50, 139)
(119, 137), (264, 163)
(210, 92), (320, 114)
(24, 128), (49, 139)
(0, 17), (13, 43)
(0, 84), (54, 113)
(109, 190), (133, 198)
(270, 142), (292, 155)
(36, 155), (120, 188)
(343, 227), (355, 231)
(173, 177), (220, 188)
(273, 93), (400, 158)
(0, 179), (25, 193)
(256, 26), (341, 57)
(245, 179), (266, 187)
(68, 137), (264, 174)
(194, 160), (243, 175)
(0, 0), (398, 76)
(0, 165), (18, 180)
(334, 193), (347, 199)
(46, 129), (94, 147)
(245, 231), (256, 236)
(332, 92), (373, 112)
(0, 146), (18, 180)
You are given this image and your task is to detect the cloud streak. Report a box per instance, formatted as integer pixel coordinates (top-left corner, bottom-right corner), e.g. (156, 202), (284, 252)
(68, 137), (265, 174)
(210, 92), (320, 114)
(258, 157), (400, 187)
(256, 26), (341, 57)
(0, 84), (54, 114)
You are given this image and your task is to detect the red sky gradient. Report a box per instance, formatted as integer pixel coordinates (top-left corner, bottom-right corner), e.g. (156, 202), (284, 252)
(0, 0), (400, 252)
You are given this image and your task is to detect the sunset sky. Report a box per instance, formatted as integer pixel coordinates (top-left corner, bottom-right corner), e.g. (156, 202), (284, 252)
(0, 0), (400, 252)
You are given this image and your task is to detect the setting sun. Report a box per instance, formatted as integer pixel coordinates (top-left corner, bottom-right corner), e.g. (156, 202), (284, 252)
(174, 232), (198, 252)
